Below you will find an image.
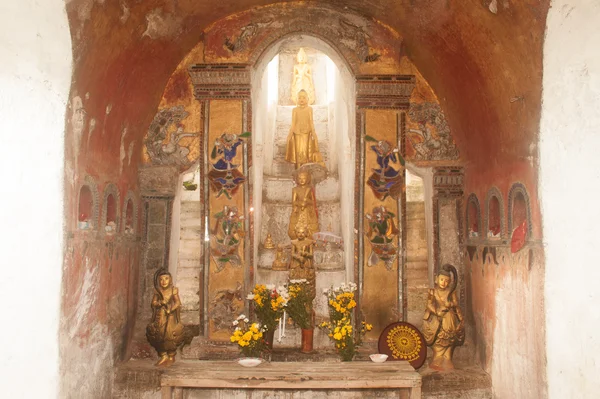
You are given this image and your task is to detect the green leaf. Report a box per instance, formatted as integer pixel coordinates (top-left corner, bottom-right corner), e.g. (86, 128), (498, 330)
(239, 132), (252, 138)
(398, 153), (406, 166)
(364, 135), (378, 142)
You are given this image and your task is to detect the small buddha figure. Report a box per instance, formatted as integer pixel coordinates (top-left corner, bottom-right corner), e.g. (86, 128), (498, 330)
(285, 90), (324, 169)
(288, 171), (319, 239)
(264, 233), (275, 249)
(289, 223), (316, 304)
(422, 264), (465, 370)
(291, 48), (315, 105)
(146, 268), (185, 367)
(272, 244), (288, 271)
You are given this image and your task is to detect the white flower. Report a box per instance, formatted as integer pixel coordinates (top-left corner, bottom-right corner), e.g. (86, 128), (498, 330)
(233, 320), (239, 326)
(266, 284), (275, 290)
(237, 314), (246, 320)
(246, 294), (255, 300)
(244, 318), (249, 323)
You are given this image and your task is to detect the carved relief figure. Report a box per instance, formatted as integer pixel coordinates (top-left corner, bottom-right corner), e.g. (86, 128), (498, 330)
(365, 206), (399, 270)
(211, 205), (244, 272)
(407, 103), (459, 161)
(339, 18), (381, 63)
(146, 106), (198, 167)
(146, 269), (185, 367)
(285, 90), (324, 169)
(224, 20), (273, 53)
(209, 282), (243, 331)
(288, 171), (319, 240)
(271, 244), (289, 271)
(291, 48), (315, 105)
(366, 139), (404, 201)
(422, 264), (465, 370)
(207, 132), (250, 199)
(289, 223), (317, 302)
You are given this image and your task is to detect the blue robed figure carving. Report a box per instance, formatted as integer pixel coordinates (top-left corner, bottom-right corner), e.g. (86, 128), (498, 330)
(207, 132), (250, 199)
(366, 139), (404, 201)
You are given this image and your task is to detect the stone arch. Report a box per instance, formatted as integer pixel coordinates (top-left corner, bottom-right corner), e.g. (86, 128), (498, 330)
(466, 193), (482, 241)
(101, 183), (121, 234)
(508, 182), (532, 240)
(485, 186), (505, 240)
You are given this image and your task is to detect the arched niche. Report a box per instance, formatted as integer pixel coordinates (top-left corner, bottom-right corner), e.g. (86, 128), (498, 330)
(122, 190), (138, 236)
(101, 183), (120, 235)
(77, 175), (99, 230)
(466, 193), (482, 241)
(485, 187), (505, 240)
(508, 182), (532, 240)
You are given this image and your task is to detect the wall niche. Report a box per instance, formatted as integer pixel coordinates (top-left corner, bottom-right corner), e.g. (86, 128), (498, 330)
(122, 190), (138, 236)
(77, 176), (99, 230)
(508, 182), (532, 245)
(466, 193), (482, 241)
(485, 187), (505, 240)
(102, 183), (120, 235)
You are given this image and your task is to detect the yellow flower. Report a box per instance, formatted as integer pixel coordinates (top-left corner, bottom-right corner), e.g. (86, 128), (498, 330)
(242, 331), (253, 341)
(333, 332), (342, 340)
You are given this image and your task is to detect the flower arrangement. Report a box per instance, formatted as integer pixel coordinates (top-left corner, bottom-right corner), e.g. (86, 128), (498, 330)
(320, 283), (373, 361)
(285, 279), (313, 329)
(230, 314), (267, 358)
(247, 284), (288, 332)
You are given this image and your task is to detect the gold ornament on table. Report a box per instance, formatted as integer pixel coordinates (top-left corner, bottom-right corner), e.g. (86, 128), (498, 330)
(272, 244), (289, 271)
(288, 170), (319, 239)
(291, 48), (315, 105)
(264, 233), (275, 249)
(422, 264), (465, 370)
(285, 89), (324, 170)
(146, 269), (185, 367)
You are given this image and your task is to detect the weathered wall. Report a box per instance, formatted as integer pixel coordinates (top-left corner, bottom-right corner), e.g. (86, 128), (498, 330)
(0, 0), (71, 397)
(541, 2), (600, 398)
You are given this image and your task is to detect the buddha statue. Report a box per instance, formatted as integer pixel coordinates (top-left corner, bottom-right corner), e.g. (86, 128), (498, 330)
(291, 48), (315, 105)
(289, 223), (316, 303)
(264, 233), (275, 249)
(285, 90), (324, 169)
(422, 264), (465, 370)
(288, 170), (319, 240)
(146, 268), (185, 367)
(271, 244), (288, 271)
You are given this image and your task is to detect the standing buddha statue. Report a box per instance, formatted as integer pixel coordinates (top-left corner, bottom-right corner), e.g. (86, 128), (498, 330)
(285, 90), (324, 169)
(291, 47), (315, 105)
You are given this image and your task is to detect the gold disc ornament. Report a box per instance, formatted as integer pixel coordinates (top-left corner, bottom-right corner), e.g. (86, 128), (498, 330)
(378, 322), (427, 369)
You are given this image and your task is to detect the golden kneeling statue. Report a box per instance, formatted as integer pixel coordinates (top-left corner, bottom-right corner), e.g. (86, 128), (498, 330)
(272, 244), (289, 271)
(288, 170), (319, 239)
(422, 264), (465, 370)
(285, 90), (324, 169)
(146, 269), (185, 367)
(289, 223), (316, 303)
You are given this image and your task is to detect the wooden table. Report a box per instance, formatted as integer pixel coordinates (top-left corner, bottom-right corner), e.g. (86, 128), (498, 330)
(160, 360), (422, 398)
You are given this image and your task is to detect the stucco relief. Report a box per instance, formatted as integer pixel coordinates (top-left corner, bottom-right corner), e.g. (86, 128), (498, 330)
(406, 102), (459, 161)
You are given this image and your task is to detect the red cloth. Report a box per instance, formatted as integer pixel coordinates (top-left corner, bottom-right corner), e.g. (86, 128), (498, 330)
(511, 220), (527, 253)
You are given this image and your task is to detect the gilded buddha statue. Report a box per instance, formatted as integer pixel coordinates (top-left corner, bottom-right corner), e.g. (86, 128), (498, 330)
(422, 264), (465, 370)
(146, 269), (185, 367)
(289, 222), (316, 303)
(288, 170), (319, 239)
(285, 90), (324, 169)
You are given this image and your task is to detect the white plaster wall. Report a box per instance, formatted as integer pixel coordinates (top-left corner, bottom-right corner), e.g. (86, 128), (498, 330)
(541, 2), (600, 398)
(0, 0), (72, 397)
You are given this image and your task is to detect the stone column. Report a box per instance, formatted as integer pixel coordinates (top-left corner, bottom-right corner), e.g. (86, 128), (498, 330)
(355, 75), (415, 338)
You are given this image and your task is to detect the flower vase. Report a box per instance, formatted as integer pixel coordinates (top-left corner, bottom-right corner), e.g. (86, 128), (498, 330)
(301, 328), (314, 353)
(264, 328), (275, 350)
(340, 350), (354, 362)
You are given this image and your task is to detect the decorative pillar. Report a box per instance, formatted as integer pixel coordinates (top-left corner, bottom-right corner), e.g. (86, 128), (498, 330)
(189, 64), (253, 342)
(355, 75), (415, 338)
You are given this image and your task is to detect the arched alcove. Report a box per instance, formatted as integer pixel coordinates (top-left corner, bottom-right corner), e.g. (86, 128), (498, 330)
(485, 187), (505, 240)
(101, 183), (121, 235)
(77, 175), (100, 230)
(508, 182), (532, 241)
(122, 190), (138, 236)
(466, 193), (482, 241)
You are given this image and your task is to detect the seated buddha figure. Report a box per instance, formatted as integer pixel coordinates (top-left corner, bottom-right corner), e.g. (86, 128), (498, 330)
(288, 170), (319, 240)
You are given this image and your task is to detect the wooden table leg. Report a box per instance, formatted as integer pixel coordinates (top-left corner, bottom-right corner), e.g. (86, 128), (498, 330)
(174, 387), (183, 399)
(409, 385), (422, 399)
(161, 386), (173, 399)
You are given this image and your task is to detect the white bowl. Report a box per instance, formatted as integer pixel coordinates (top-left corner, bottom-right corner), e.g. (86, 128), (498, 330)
(238, 358), (262, 367)
(369, 354), (388, 363)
